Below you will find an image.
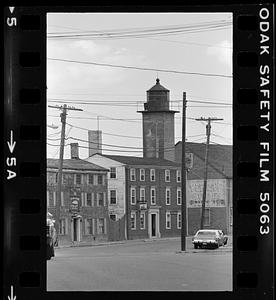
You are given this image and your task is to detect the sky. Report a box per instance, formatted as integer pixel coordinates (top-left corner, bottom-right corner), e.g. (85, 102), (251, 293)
(47, 13), (232, 159)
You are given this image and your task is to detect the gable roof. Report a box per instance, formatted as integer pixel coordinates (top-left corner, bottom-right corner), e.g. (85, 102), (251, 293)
(99, 154), (180, 167)
(176, 142), (232, 179)
(47, 158), (108, 172)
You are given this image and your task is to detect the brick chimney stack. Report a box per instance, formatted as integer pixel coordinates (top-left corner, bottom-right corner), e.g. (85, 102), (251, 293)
(70, 143), (79, 159)
(88, 130), (102, 157)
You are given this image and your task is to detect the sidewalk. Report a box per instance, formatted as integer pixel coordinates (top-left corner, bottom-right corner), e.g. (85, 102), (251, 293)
(56, 235), (232, 252)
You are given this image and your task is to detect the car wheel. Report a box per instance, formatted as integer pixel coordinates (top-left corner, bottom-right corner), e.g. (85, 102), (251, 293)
(194, 244), (198, 249)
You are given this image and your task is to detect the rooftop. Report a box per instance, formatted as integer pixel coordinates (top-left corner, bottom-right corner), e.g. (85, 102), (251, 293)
(99, 154), (180, 167)
(47, 158), (108, 172)
(147, 78), (169, 92)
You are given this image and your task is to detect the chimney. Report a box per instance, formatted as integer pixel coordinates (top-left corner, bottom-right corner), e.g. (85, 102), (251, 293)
(70, 143), (79, 159)
(88, 130), (102, 157)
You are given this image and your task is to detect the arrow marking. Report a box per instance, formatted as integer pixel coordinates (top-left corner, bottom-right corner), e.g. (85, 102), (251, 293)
(8, 285), (16, 300)
(7, 130), (16, 153)
(9, 7), (15, 13)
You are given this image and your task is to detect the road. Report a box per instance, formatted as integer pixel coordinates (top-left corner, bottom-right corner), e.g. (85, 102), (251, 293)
(47, 238), (232, 291)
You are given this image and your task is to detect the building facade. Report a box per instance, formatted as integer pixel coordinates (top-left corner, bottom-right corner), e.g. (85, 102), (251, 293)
(87, 154), (182, 240)
(47, 145), (109, 245)
(175, 141), (233, 235)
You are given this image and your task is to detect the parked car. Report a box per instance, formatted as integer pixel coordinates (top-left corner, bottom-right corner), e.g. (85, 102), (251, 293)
(192, 229), (227, 249)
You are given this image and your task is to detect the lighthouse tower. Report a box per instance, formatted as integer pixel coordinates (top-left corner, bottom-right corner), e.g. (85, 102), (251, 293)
(139, 78), (178, 161)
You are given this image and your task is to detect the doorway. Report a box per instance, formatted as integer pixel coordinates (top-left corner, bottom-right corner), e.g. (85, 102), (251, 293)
(151, 214), (156, 237)
(71, 217), (81, 242)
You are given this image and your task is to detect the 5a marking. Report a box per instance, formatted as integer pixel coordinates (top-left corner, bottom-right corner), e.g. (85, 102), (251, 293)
(6, 130), (16, 180)
(7, 7), (16, 27)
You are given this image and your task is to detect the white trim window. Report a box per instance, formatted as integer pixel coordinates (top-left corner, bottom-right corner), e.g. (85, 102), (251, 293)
(176, 170), (181, 183)
(86, 193), (92, 206)
(150, 169), (155, 181)
(130, 168), (136, 181)
(140, 187), (145, 203)
(177, 212), (181, 229)
(140, 212), (146, 230)
(140, 169), (145, 181)
(131, 212), (136, 230)
(130, 187), (136, 205)
(98, 218), (105, 234)
(97, 175), (103, 185)
(110, 189), (117, 205)
(165, 187), (171, 205)
(59, 218), (67, 235)
(150, 187), (156, 205)
(177, 187), (181, 205)
(166, 212), (171, 229)
(85, 218), (93, 235)
(75, 173), (82, 185)
(110, 167), (117, 179)
(165, 169), (170, 182)
(88, 174), (94, 185)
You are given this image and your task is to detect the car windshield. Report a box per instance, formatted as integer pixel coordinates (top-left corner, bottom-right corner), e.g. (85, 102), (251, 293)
(196, 231), (216, 236)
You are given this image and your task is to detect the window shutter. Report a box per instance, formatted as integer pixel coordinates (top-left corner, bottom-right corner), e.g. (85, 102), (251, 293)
(92, 219), (95, 235)
(65, 218), (68, 234)
(104, 218), (107, 234)
(91, 193), (94, 207)
(61, 191), (64, 206)
(53, 191), (56, 206)
(81, 192), (84, 206)
(103, 192), (106, 206)
(96, 219), (99, 234)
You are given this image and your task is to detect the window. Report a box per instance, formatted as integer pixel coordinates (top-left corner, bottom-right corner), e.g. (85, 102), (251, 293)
(110, 190), (117, 204)
(59, 219), (66, 235)
(140, 169), (145, 181)
(166, 188), (171, 205)
(98, 218), (105, 234)
(177, 170), (181, 182)
(86, 218), (93, 235)
(110, 214), (116, 221)
(97, 175), (103, 185)
(140, 187), (145, 203)
(88, 174), (94, 185)
(130, 187), (136, 205)
(203, 208), (210, 226)
(86, 193), (92, 206)
(177, 188), (181, 205)
(150, 169), (155, 181)
(140, 212), (145, 229)
(150, 187), (156, 205)
(75, 174), (82, 185)
(131, 212), (136, 230)
(166, 212), (171, 229)
(177, 212), (181, 229)
(110, 167), (117, 179)
(130, 168), (136, 181)
(165, 170), (170, 182)
(98, 193), (104, 206)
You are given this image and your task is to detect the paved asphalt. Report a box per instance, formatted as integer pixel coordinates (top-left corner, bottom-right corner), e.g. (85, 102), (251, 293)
(47, 238), (232, 291)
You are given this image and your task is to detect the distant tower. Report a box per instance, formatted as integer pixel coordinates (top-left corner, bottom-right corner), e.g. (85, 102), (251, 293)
(138, 78), (178, 161)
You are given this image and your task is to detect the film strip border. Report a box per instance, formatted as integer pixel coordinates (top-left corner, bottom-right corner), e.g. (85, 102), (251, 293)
(3, 5), (274, 300)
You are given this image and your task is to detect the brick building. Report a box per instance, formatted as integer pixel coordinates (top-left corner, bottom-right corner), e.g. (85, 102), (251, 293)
(86, 154), (182, 240)
(47, 144), (109, 245)
(175, 141), (233, 235)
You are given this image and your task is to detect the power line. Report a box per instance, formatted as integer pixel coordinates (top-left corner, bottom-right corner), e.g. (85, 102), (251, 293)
(47, 57), (232, 79)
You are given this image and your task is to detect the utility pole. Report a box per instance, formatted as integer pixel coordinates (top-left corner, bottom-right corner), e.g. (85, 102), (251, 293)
(195, 117), (223, 229)
(181, 92), (187, 251)
(48, 104), (83, 237)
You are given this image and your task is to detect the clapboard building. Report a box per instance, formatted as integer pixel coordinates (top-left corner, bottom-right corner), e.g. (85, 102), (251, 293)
(47, 143), (109, 245)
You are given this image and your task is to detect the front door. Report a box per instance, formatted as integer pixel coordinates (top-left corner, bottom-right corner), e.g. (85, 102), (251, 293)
(151, 214), (156, 237)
